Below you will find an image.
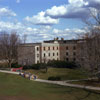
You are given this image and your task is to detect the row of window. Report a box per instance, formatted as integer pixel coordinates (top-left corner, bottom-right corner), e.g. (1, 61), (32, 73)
(66, 58), (76, 61)
(66, 46), (76, 50)
(43, 58), (59, 63)
(43, 46), (59, 51)
(66, 52), (76, 56)
(37, 46), (76, 51)
(44, 52), (59, 57)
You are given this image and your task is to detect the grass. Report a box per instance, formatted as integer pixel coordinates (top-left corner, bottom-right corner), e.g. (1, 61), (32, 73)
(26, 68), (88, 80)
(0, 72), (100, 100)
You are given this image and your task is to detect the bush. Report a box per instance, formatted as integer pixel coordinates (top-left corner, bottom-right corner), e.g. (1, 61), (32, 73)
(22, 60), (78, 70)
(11, 63), (21, 68)
(32, 63), (41, 70)
(23, 65), (32, 70)
(47, 60), (78, 69)
(48, 76), (61, 81)
(23, 63), (47, 70)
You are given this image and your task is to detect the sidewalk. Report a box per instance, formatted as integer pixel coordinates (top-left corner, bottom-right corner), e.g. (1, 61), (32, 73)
(0, 70), (19, 75)
(35, 79), (100, 91)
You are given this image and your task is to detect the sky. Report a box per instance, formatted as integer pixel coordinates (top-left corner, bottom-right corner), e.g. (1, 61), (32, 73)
(0, 0), (100, 42)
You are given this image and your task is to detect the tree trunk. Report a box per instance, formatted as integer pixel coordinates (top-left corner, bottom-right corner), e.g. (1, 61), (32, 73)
(8, 60), (12, 68)
(45, 66), (48, 73)
(98, 77), (100, 83)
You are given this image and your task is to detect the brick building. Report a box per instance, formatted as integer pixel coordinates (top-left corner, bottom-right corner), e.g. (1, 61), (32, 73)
(18, 38), (80, 65)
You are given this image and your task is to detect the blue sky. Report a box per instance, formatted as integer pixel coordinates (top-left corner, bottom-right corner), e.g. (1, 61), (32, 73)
(0, 0), (100, 42)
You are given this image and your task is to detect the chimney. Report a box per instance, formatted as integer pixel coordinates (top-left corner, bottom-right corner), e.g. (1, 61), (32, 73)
(56, 37), (59, 40)
(54, 38), (56, 40)
(54, 37), (59, 41)
(61, 38), (64, 40)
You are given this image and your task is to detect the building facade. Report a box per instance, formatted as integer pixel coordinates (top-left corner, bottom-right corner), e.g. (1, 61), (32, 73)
(18, 38), (79, 65)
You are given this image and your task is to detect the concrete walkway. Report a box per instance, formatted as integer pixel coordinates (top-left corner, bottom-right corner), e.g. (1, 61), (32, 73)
(35, 79), (100, 91)
(0, 70), (100, 91)
(0, 70), (19, 75)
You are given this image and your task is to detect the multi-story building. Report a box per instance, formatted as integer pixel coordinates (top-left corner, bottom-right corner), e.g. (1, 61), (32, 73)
(18, 38), (79, 65)
(18, 43), (41, 65)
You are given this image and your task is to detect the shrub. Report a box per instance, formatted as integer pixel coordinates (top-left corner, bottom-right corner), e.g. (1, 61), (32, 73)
(48, 76), (61, 81)
(23, 63), (47, 70)
(47, 60), (78, 69)
(11, 63), (21, 68)
(23, 65), (32, 70)
(32, 63), (41, 70)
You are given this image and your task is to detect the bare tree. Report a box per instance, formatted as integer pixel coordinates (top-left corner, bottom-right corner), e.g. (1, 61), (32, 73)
(0, 31), (21, 68)
(22, 34), (27, 44)
(77, 9), (100, 81)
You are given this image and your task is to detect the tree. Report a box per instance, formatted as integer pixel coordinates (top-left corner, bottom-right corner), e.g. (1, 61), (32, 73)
(0, 31), (21, 68)
(22, 34), (27, 44)
(77, 9), (100, 80)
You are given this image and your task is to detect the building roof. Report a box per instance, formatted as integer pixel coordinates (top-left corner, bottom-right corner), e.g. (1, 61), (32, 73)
(44, 39), (79, 44)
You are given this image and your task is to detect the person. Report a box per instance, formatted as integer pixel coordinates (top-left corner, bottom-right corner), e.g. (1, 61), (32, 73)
(34, 75), (37, 80)
(28, 73), (32, 80)
(30, 74), (34, 80)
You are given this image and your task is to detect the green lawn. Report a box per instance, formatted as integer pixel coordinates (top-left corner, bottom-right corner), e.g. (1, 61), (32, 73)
(26, 68), (88, 80)
(0, 72), (100, 100)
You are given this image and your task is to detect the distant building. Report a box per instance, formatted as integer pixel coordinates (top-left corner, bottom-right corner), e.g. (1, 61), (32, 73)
(18, 38), (80, 65)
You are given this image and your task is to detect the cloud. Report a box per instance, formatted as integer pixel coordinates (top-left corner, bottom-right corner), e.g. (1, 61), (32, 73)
(0, 7), (16, 17)
(24, 0), (100, 26)
(24, 11), (59, 25)
(0, 21), (86, 42)
(46, 5), (90, 19)
(0, 21), (53, 42)
(16, 0), (20, 3)
(52, 28), (86, 39)
(45, 0), (100, 19)
(85, 0), (100, 9)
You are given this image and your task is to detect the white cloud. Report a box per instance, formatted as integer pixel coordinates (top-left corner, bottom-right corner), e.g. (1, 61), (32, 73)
(24, 0), (100, 26)
(0, 21), (24, 31)
(24, 11), (59, 25)
(46, 5), (67, 17)
(53, 28), (86, 34)
(45, 0), (100, 19)
(0, 7), (16, 17)
(0, 21), (86, 43)
(52, 28), (86, 39)
(69, 0), (88, 6)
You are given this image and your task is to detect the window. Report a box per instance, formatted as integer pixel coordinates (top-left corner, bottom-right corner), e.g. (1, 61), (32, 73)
(37, 54), (39, 57)
(53, 53), (55, 56)
(48, 47), (50, 50)
(53, 47), (55, 50)
(73, 46), (76, 50)
(44, 53), (45, 57)
(66, 58), (69, 61)
(73, 58), (76, 61)
(57, 52), (59, 56)
(48, 53), (50, 57)
(66, 52), (68, 56)
(37, 47), (39, 51)
(37, 60), (39, 63)
(66, 46), (68, 50)
(73, 52), (76, 56)
(81, 58), (84, 61)
(44, 47), (45, 51)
